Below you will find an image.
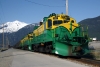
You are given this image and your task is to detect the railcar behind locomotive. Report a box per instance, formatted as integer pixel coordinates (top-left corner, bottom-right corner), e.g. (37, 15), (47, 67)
(16, 13), (90, 57)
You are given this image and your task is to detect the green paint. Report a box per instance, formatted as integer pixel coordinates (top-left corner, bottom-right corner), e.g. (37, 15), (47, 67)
(53, 42), (69, 56)
(19, 13), (90, 56)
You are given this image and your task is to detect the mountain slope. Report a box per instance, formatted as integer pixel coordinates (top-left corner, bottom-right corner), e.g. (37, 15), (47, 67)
(0, 20), (35, 47)
(0, 20), (28, 33)
(8, 24), (35, 46)
(79, 16), (100, 40)
(0, 23), (35, 46)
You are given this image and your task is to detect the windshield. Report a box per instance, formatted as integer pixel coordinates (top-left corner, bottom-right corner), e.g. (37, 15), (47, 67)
(53, 20), (62, 25)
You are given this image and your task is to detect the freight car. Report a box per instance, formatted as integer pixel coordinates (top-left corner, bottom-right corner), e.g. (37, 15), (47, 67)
(16, 13), (90, 57)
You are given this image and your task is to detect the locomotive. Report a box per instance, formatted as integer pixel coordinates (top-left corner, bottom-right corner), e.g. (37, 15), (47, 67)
(16, 13), (90, 57)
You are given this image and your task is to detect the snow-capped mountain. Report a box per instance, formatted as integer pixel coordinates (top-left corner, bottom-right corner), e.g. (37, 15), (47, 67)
(0, 21), (35, 46)
(0, 20), (28, 33)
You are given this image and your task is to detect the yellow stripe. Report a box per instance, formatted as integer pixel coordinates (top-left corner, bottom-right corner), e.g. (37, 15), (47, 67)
(33, 24), (44, 36)
(52, 22), (79, 33)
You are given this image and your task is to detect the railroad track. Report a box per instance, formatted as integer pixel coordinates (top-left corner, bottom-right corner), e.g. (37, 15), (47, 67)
(34, 52), (100, 67)
(67, 57), (100, 67)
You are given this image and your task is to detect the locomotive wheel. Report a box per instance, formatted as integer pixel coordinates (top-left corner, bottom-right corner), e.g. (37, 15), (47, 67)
(33, 45), (37, 52)
(33, 45), (39, 52)
(25, 45), (28, 50)
(45, 46), (49, 53)
(39, 46), (44, 53)
(45, 45), (52, 53)
(26, 45), (28, 50)
(22, 47), (25, 50)
(49, 45), (52, 53)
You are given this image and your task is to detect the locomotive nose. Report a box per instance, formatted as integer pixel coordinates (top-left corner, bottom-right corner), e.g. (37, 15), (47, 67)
(74, 46), (82, 52)
(73, 46), (85, 56)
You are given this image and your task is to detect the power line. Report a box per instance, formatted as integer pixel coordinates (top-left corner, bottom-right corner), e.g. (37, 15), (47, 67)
(62, 0), (66, 1)
(25, 0), (65, 7)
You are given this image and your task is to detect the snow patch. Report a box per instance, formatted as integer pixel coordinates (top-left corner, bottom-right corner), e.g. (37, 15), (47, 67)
(0, 20), (28, 33)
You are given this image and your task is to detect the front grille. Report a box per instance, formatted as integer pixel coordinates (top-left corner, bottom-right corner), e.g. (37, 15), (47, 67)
(73, 37), (86, 44)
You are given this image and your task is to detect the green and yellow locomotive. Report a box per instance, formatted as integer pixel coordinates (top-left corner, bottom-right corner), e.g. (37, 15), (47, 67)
(18, 13), (90, 57)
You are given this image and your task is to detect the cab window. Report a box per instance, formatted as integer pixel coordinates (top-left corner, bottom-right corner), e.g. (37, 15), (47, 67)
(53, 20), (62, 25)
(48, 19), (52, 28)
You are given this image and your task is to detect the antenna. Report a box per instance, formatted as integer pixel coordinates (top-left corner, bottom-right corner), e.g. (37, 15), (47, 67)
(66, 0), (68, 15)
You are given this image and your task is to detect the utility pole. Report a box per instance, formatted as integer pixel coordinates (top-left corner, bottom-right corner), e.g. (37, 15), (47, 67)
(2, 23), (4, 50)
(6, 36), (9, 49)
(66, 0), (68, 15)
